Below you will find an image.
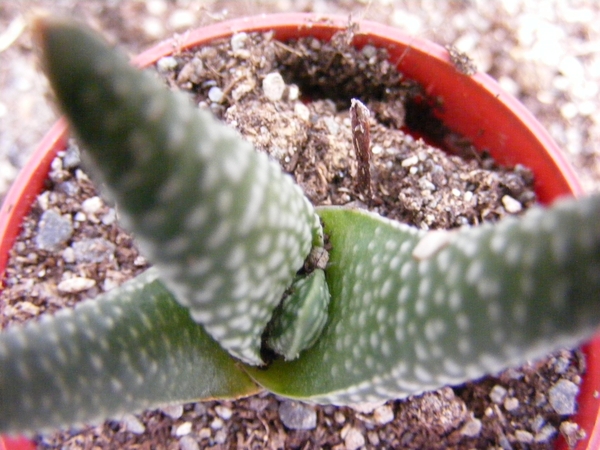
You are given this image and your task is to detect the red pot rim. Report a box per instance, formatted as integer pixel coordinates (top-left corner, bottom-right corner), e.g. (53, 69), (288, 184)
(0, 13), (595, 450)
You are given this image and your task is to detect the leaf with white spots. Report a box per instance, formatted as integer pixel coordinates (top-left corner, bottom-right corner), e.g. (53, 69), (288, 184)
(33, 16), (323, 365)
(265, 269), (331, 361)
(0, 269), (259, 434)
(247, 194), (600, 404)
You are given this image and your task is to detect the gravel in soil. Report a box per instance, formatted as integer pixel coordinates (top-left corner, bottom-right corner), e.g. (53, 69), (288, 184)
(0, 26), (586, 450)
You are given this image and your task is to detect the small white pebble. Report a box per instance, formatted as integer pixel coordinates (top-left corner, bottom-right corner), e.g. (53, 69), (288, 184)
(535, 424), (557, 443)
(230, 32), (248, 52)
(287, 84), (299, 101)
(263, 72), (285, 102)
(208, 87), (224, 103)
(294, 103), (310, 122)
(210, 417), (223, 430)
(198, 427), (211, 440)
(343, 427), (365, 450)
(559, 421), (582, 445)
(215, 405), (232, 420)
(17, 301), (39, 315)
(373, 405), (394, 425)
(549, 379), (579, 415)
(175, 421), (192, 437)
(62, 247), (75, 264)
(121, 413), (145, 434)
(74, 212), (86, 222)
(57, 277), (96, 294)
(102, 209), (117, 225)
(37, 191), (50, 210)
(161, 404), (184, 420)
(156, 56), (178, 72)
(460, 418), (482, 437)
(349, 401), (386, 414)
(50, 157), (63, 172)
(179, 435), (200, 450)
(504, 397), (519, 411)
(489, 385), (507, 404)
(334, 411), (346, 424)
(515, 429), (534, 443)
(82, 196), (103, 215)
(361, 44), (377, 58)
(213, 429), (227, 444)
(368, 430), (380, 446)
(401, 155), (419, 167)
(103, 277), (119, 292)
(502, 195), (522, 213)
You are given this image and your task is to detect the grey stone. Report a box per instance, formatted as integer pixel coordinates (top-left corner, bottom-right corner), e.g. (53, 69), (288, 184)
(174, 421), (192, 437)
(230, 32), (248, 52)
(213, 429), (227, 444)
(62, 144), (81, 169)
(208, 86), (223, 103)
(72, 238), (116, 263)
(419, 177), (436, 192)
(499, 435), (513, 450)
(179, 436), (199, 450)
(121, 413), (145, 434)
(460, 418), (482, 437)
(278, 400), (316, 430)
(554, 354), (571, 374)
(534, 424), (557, 443)
(489, 385), (507, 404)
(559, 421), (583, 447)
(515, 429), (534, 443)
(102, 208), (117, 225)
(210, 417), (223, 430)
(62, 246), (75, 264)
(214, 405), (232, 420)
(343, 427), (365, 450)
(57, 276), (96, 294)
(36, 209), (73, 251)
(81, 196), (103, 215)
(373, 405), (394, 425)
(502, 194), (523, 213)
(57, 180), (79, 197)
(504, 397), (519, 411)
(160, 404), (183, 420)
(549, 379), (579, 415)
(263, 72), (285, 102)
(156, 56), (178, 72)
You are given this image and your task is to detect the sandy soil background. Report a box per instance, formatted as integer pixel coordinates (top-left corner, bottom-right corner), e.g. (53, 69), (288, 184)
(0, 0), (599, 198)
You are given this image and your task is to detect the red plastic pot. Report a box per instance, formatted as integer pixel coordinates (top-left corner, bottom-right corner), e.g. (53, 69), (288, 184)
(0, 13), (595, 450)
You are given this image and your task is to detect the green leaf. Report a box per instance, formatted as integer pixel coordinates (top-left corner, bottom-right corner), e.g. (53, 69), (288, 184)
(33, 16), (323, 365)
(265, 269), (331, 361)
(246, 194), (600, 404)
(0, 269), (259, 435)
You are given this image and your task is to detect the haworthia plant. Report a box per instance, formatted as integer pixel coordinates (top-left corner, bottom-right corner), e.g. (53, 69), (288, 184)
(32, 15), (324, 366)
(0, 269), (259, 433)
(1, 14), (600, 435)
(250, 197), (600, 403)
(265, 269), (331, 361)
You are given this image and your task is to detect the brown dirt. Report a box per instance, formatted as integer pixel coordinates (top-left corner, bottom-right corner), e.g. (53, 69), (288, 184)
(0, 25), (586, 450)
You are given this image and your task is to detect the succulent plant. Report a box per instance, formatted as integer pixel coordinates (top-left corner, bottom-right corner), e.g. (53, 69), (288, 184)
(1, 15), (600, 435)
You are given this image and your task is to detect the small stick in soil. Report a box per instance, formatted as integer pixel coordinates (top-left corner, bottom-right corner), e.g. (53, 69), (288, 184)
(350, 98), (372, 202)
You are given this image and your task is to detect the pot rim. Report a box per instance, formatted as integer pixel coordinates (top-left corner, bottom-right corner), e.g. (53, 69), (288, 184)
(0, 12), (594, 450)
